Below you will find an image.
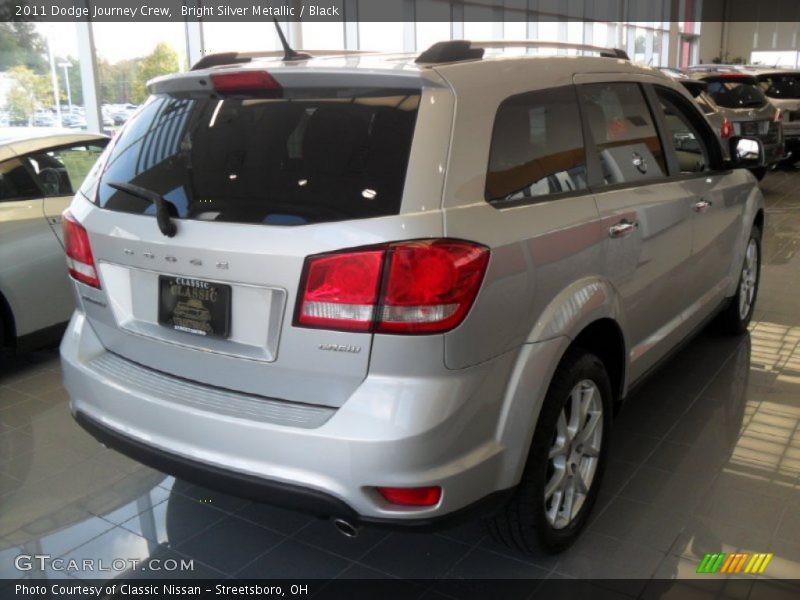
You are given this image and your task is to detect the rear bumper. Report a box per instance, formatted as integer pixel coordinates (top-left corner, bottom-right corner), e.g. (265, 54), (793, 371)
(61, 311), (558, 524)
(74, 410), (511, 530)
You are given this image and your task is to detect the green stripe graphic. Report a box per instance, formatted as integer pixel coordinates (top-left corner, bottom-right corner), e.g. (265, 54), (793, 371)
(697, 554), (714, 573)
(711, 553), (726, 573)
(697, 553), (728, 574)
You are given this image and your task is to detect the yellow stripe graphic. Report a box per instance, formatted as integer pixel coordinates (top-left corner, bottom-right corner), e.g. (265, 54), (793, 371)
(744, 554), (760, 573)
(758, 554), (774, 574)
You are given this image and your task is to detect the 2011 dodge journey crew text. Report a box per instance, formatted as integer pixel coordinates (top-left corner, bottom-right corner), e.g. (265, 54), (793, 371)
(60, 39), (765, 553)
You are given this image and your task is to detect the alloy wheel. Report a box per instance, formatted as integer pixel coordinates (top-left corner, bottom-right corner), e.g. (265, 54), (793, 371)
(739, 238), (759, 320)
(544, 379), (603, 529)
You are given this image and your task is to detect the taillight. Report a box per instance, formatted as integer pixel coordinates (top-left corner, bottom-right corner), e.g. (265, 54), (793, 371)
(295, 240), (489, 334)
(63, 210), (100, 288)
(210, 71), (281, 95)
(376, 486), (442, 507)
(773, 109), (782, 123)
(296, 249), (384, 332)
(720, 118), (734, 140)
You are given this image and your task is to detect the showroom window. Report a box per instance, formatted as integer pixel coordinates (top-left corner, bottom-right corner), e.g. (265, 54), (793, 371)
(485, 85), (588, 205)
(579, 82), (667, 185)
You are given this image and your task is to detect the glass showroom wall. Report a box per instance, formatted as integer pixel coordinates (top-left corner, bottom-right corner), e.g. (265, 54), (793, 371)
(0, 0), (716, 134)
(0, 22), (84, 129)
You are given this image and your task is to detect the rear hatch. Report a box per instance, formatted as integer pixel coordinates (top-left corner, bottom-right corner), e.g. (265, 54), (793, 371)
(71, 64), (452, 408)
(756, 72), (800, 131)
(702, 75), (779, 141)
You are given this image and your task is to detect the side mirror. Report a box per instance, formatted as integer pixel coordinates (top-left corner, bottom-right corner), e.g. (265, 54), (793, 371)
(730, 136), (765, 168)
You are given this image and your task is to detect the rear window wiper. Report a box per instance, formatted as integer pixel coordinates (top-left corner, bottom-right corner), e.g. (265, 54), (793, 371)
(108, 181), (178, 237)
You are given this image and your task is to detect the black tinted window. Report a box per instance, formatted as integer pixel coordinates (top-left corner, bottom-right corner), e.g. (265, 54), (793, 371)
(580, 82), (666, 185)
(485, 86), (588, 204)
(758, 74), (800, 99)
(26, 143), (106, 196)
(656, 88), (711, 174)
(0, 158), (40, 201)
(97, 90), (420, 226)
(705, 78), (767, 108)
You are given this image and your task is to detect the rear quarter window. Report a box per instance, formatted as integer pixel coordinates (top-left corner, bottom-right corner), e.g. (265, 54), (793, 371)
(96, 88), (420, 226)
(485, 85), (588, 205)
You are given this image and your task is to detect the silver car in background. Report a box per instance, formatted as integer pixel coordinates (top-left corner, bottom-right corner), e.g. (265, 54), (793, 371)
(60, 41), (765, 553)
(744, 68), (800, 164)
(0, 129), (107, 351)
(688, 69), (784, 178)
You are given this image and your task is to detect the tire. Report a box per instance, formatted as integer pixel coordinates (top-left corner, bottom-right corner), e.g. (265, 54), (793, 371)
(717, 226), (762, 335)
(485, 348), (613, 554)
(750, 167), (767, 181)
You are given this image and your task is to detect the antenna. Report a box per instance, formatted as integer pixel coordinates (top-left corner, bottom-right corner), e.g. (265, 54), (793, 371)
(272, 18), (312, 61)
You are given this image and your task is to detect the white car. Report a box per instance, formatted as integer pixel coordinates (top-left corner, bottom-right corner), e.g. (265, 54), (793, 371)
(0, 128), (107, 351)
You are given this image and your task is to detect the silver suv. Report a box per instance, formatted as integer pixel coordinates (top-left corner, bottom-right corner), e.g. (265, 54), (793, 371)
(743, 68), (800, 164)
(687, 68), (784, 179)
(60, 41), (765, 553)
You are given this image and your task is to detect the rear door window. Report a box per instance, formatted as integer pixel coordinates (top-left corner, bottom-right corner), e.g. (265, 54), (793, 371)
(579, 82), (667, 185)
(96, 89), (420, 226)
(485, 85), (588, 205)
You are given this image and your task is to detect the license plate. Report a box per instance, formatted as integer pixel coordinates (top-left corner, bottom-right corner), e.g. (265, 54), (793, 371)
(158, 276), (231, 338)
(741, 121), (759, 135)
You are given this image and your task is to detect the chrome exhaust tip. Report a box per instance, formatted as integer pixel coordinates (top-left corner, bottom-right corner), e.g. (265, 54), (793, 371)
(332, 518), (361, 538)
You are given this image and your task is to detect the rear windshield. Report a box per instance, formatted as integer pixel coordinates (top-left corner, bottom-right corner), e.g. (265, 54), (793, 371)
(704, 78), (767, 109)
(96, 88), (420, 226)
(758, 74), (800, 99)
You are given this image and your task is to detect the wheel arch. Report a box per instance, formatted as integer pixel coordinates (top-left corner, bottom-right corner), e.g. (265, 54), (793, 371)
(570, 318), (626, 409)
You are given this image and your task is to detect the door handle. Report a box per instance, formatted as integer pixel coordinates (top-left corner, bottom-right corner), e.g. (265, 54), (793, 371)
(693, 199), (713, 213)
(608, 219), (638, 238)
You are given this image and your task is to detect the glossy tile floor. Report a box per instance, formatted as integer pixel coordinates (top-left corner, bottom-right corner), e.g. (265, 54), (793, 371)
(2, 170), (800, 598)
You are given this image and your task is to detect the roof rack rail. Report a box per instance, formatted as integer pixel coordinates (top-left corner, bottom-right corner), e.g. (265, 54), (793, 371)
(471, 40), (629, 59)
(191, 49), (373, 71)
(415, 39), (629, 65)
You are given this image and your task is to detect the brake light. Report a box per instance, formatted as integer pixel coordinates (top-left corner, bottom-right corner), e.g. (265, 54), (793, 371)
(295, 240), (489, 334)
(297, 249), (384, 332)
(376, 486), (442, 507)
(62, 210), (100, 288)
(720, 118), (734, 139)
(210, 71), (281, 95)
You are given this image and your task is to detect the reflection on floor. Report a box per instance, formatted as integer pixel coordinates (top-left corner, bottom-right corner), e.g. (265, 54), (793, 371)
(2, 169), (800, 597)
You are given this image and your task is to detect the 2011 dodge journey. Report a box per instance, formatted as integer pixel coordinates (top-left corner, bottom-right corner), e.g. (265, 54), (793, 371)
(60, 39), (765, 553)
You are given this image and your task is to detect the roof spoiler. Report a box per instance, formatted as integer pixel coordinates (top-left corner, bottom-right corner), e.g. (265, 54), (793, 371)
(191, 49), (374, 71)
(416, 39), (629, 64)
